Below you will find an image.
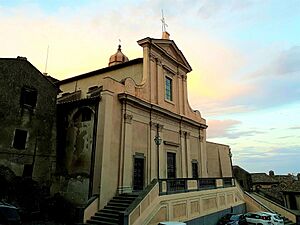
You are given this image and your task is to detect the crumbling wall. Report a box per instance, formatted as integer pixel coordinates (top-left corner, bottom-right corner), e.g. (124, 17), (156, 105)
(54, 102), (97, 205)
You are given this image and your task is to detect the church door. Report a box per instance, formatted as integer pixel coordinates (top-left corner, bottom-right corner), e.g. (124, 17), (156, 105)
(167, 152), (176, 178)
(133, 157), (144, 191)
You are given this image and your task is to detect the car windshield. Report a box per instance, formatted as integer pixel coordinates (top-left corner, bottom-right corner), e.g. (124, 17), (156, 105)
(0, 207), (20, 221)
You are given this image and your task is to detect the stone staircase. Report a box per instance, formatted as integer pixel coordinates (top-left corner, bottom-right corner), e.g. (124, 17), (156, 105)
(86, 193), (139, 225)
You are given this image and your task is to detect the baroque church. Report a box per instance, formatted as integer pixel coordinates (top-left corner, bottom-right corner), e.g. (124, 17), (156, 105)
(55, 31), (243, 224)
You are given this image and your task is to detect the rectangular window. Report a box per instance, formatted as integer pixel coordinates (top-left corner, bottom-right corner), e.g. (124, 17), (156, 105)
(20, 86), (37, 109)
(165, 77), (172, 101)
(192, 161), (199, 178)
(13, 129), (28, 150)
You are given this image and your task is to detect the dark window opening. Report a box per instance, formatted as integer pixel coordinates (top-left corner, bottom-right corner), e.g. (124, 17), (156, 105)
(20, 86), (37, 109)
(13, 129), (28, 150)
(73, 108), (93, 122)
(192, 161), (199, 178)
(165, 77), (172, 101)
(22, 164), (33, 178)
(81, 108), (92, 122)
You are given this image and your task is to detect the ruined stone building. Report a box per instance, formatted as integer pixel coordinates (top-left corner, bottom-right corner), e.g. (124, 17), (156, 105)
(0, 57), (58, 189)
(56, 32), (244, 225)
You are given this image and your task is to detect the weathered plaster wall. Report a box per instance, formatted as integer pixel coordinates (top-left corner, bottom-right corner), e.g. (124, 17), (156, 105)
(0, 58), (57, 184)
(54, 101), (98, 205)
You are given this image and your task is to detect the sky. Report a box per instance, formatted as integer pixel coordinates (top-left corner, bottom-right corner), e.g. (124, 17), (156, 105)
(1, 0), (299, 174)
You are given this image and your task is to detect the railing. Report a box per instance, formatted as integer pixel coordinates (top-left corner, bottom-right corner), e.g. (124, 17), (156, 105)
(83, 195), (99, 223)
(159, 177), (234, 195)
(250, 192), (300, 224)
(121, 179), (159, 225)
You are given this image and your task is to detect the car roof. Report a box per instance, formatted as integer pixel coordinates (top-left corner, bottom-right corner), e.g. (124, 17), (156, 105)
(258, 212), (277, 216)
(0, 202), (18, 210)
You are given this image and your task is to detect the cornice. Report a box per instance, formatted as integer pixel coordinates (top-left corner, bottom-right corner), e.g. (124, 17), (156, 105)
(118, 93), (207, 129)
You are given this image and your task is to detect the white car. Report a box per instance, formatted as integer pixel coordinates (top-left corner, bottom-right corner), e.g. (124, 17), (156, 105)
(244, 212), (272, 225)
(260, 212), (284, 225)
(158, 222), (187, 225)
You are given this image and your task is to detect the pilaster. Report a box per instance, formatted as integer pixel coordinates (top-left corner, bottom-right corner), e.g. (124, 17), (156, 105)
(93, 90), (114, 209)
(157, 60), (164, 105)
(120, 113), (133, 193)
(180, 130), (187, 178)
(185, 132), (192, 178)
(150, 121), (158, 181)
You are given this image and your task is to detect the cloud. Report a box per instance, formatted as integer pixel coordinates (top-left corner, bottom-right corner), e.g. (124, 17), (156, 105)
(197, 0), (253, 19)
(253, 46), (300, 77)
(234, 146), (300, 174)
(207, 119), (241, 138)
(192, 46), (300, 117)
(289, 126), (300, 130)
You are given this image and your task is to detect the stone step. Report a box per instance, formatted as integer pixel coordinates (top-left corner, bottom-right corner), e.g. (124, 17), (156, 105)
(107, 201), (131, 207)
(104, 205), (128, 211)
(95, 211), (119, 219)
(86, 219), (118, 225)
(91, 215), (119, 223)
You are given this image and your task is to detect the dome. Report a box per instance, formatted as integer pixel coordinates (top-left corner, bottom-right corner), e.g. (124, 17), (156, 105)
(108, 45), (129, 66)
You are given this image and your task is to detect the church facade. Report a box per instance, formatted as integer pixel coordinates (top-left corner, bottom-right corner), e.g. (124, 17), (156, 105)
(56, 32), (241, 224)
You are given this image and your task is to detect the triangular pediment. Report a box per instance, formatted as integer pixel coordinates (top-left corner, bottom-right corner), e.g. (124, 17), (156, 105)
(153, 40), (192, 72)
(158, 43), (185, 64)
(137, 38), (192, 72)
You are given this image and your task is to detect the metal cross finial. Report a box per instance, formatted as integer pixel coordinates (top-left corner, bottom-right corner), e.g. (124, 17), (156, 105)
(118, 39), (121, 50)
(161, 9), (168, 32)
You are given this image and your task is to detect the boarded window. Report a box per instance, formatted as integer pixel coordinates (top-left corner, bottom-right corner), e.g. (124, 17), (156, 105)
(165, 77), (172, 101)
(20, 86), (37, 109)
(13, 129), (28, 150)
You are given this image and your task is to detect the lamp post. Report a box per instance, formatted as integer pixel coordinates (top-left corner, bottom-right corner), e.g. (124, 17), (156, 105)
(154, 124), (162, 179)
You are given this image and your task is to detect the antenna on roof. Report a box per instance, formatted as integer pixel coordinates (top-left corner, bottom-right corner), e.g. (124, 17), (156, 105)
(161, 9), (168, 33)
(43, 45), (49, 76)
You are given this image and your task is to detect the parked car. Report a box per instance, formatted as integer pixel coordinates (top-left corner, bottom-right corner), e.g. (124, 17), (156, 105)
(158, 222), (187, 225)
(244, 212), (272, 225)
(0, 202), (21, 225)
(218, 213), (248, 225)
(259, 212), (284, 225)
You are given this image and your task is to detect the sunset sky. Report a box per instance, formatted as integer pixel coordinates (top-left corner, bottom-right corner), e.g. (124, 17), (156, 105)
(1, 0), (299, 174)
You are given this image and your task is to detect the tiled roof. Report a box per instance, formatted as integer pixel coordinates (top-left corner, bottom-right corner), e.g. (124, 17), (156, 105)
(283, 181), (300, 193)
(251, 173), (279, 184)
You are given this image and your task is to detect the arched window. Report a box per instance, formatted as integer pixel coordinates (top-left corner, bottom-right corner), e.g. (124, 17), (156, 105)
(73, 107), (93, 123)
